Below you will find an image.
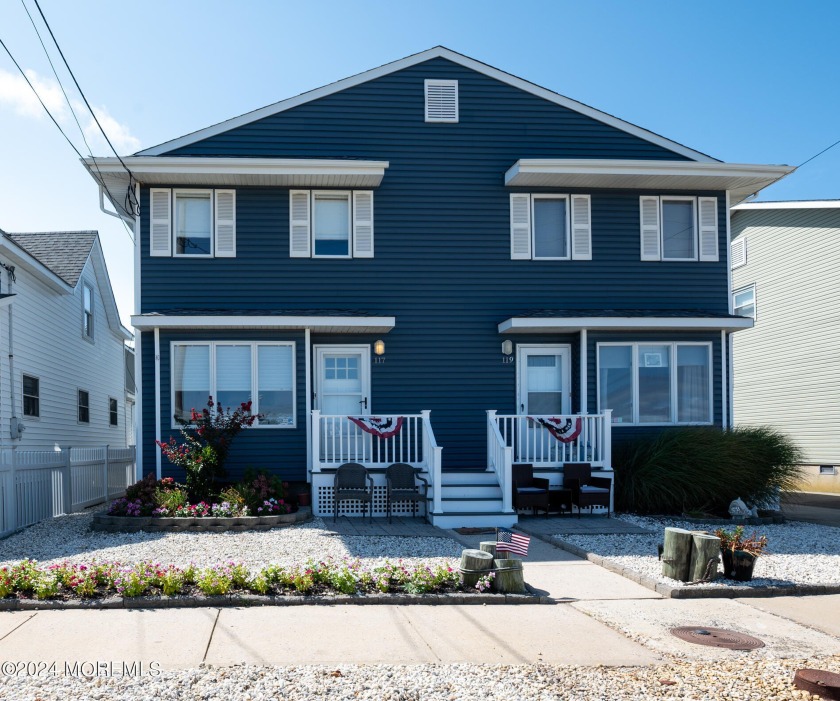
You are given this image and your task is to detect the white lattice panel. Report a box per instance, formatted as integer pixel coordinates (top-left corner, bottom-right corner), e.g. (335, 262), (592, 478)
(314, 485), (421, 518)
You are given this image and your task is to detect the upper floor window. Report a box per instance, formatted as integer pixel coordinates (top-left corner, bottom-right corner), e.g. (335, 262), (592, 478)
(598, 342), (712, 425)
(510, 193), (591, 261)
(78, 390), (90, 423)
(83, 283), (94, 339)
(109, 397), (119, 426)
(149, 188), (236, 258)
(289, 190), (374, 259)
(640, 196), (719, 262)
(23, 374), (39, 418)
(733, 284), (756, 319)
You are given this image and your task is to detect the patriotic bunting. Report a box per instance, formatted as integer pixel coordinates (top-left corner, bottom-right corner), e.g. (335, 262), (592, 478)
(347, 416), (404, 439)
(528, 416), (582, 443)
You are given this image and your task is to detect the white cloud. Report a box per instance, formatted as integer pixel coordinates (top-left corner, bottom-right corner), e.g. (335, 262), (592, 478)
(0, 67), (139, 154)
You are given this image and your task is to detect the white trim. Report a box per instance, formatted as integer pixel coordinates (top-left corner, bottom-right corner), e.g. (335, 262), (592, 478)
(515, 343), (572, 415)
(732, 283), (756, 320)
(173, 189), (214, 258)
(133, 182), (142, 480)
(134, 47), (716, 162)
(726, 191), (734, 306)
(169, 341), (297, 430)
(531, 194), (571, 260)
(732, 200), (840, 210)
(313, 344), (371, 415)
(154, 328), (161, 479)
(728, 332), (734, 429)
(579, 329), (588, 414)
(660, 196), (698, 262)
(424, 79), (459, 123)
(132, 314), (396, 332)
(304, 328), (311, 482)
(721, 330), (728, 430)
(596, 341), (714, 426)
(498, 316), (753, 333)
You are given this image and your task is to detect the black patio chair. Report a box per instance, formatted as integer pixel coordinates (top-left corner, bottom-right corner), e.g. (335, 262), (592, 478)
(385, 463), (429, 523)
(563, 462), (612, 517)
(512, 463), (550, 517)
(333, 462), (374, 523)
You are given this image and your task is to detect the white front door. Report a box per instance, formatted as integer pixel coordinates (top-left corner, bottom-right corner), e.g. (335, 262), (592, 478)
(314, 345), (371, 462)
(517, 345), (572, 463)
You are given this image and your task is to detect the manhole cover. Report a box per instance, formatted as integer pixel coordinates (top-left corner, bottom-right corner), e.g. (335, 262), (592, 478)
(670, 627), (765, 650)
(794, 669), (840, 700)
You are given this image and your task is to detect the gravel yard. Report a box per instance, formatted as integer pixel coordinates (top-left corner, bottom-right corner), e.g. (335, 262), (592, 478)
(559, 515), (840, 588)
(0, 510), (461, 571)
(1, 658), (838, 700)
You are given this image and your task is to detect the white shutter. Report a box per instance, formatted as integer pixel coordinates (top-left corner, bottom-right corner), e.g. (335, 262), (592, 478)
(424, 79), (458, 122)
(510, 194), (531, 260)
(214, 190), (236, 257)
(639, 196), (661, 261)
(570, 195), (592, 260)
(730, 237), (747, 269)
(352, 191), (374, 258)
(698, 197), (719, 261)
(150, 188), (171, 257)
(289, 190), (311, 258)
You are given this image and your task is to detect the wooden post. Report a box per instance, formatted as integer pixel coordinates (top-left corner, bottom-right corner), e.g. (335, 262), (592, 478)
(689, 532), (721, 582)
(479, 541), (497, 558)
(661, 527), (693, 581)
(493, 558), (526, 593)
(459, 549), (493, 589)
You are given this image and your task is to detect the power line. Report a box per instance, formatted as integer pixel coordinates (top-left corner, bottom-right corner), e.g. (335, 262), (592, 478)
(31, 0), (139, 218)
(797, 138), (840, 169)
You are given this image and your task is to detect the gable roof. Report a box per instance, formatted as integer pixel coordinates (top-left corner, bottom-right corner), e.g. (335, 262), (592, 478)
(137, 46), (718, 163)
(4, 231), (96, 287)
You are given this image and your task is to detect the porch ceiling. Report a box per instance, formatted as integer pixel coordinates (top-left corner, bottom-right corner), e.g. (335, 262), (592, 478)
(499, 310), (753, 333)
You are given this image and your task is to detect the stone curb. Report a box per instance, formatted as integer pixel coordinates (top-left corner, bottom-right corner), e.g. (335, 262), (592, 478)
(91, 508), (312, 533)
(0, 590), (540, 611)
(527, 530), (840, 599)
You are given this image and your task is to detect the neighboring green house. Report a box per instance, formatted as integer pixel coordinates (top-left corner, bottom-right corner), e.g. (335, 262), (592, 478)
(730, 200), (840, 494)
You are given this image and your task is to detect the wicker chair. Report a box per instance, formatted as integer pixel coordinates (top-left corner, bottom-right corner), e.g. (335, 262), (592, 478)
(333, 462), (374, 523)
(512, 463), (550, 517)
(385, 463), (429, 523)
(563, 462), (612, 517)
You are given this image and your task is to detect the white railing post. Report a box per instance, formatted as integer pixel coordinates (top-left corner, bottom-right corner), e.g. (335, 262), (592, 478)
(62, 446), (72, 515)
(310, 410), (321, 473)
(421, 410), (442, 514)
(103, 445), (110, 502)
(8, 448), (17, 533)
(486, 409), (497, 469)
(603, 410), (613, 468)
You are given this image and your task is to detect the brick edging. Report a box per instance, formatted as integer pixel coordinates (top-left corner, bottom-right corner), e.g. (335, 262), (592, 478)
(91, 508), (312, 533)
(522, 529), (840, 599)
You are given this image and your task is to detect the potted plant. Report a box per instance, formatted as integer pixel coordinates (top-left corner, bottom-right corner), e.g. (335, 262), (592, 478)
(715, 526), (768, 581)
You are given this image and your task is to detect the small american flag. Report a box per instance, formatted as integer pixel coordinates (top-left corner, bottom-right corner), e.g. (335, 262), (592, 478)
(496, 528), (530, 557)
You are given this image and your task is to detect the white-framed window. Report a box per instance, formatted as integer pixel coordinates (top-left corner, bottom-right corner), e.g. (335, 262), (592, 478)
(733, 284), (756, 319)
(109, 397), (119, 426)
(78, 389), (90, 423)
(639, 196), (719, 262)
(510, 193), (591, 260)
(82, 282), (94, 339)
(171, 341), (295, 428)
(149, 188), (236, 258)
(289, 190), (374, 259)
(597, 342), (713, 425)
(731, 237), (747, 269)
(424, 79), (458, 122)
(23, 374), (39, 418)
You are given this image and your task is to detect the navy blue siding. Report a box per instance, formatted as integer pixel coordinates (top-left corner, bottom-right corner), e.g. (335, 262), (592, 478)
(138, 57), (730, 475)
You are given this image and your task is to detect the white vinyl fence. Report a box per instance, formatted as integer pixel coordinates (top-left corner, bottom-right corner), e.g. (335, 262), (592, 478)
(0, 445), (135, 538)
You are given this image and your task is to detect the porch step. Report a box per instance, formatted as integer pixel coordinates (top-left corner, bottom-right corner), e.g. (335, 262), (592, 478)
(439, 482), (501, 499)
(440, 496), (505, 513)
(428, 511), (517, 529)
(440, 470), (498, 486)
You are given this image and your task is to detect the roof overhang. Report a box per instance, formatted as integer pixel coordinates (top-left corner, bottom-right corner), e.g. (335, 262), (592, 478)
(131, 314), (396, 333)
(499, 315), (754, 333)
(505, 159), (794, 204)
(84, 157), (390, 219)
(732, 199), (840, 211)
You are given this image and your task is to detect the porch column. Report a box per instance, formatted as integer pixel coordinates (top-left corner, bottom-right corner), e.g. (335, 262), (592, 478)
(579, 329), (588, 414)
(305, 328), (312, 481)
(154, 327), (161, 479)
(721, 330), (728, 429)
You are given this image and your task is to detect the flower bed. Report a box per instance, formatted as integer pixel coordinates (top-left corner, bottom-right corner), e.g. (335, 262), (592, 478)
(91, 508), (310, 533)
(0, 558), (473, 601)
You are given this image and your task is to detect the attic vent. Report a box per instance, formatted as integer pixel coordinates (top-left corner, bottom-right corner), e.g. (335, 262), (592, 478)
(730, 237), (747, 269)
(425, 79), (458, 123)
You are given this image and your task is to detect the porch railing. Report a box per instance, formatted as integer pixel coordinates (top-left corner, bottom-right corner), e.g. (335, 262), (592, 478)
(492, 412), (612, 469)
(487, 411), (513, 513)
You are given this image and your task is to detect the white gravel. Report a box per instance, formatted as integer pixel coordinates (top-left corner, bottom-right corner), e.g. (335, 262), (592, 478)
(0, 510), (461, 571)
(558, 514), (840, 588)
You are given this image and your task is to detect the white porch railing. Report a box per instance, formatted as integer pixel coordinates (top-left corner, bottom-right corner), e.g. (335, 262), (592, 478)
(487, 411), (513, 513)
(492, 412), (612, 469)
(0, 445), (135, 538)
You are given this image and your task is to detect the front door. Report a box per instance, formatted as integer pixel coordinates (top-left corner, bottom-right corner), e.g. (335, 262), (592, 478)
(517, 345), (572, 463)
(314, 345), (371, 461)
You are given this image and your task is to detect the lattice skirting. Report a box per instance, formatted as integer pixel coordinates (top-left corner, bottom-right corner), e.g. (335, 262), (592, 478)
(313, 483), (425, 518)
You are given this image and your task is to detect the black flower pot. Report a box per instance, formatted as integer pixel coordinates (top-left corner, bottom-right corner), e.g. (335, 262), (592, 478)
(721, 549), (756, 581)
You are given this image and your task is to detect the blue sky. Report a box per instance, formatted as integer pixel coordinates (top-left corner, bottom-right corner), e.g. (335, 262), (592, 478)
(1, 1), (838, 326)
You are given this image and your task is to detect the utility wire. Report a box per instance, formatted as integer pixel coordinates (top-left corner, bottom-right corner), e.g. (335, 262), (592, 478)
(797, 138), (840, 169)
(17, 0), (133, 241)
(32, 0), (139, 217)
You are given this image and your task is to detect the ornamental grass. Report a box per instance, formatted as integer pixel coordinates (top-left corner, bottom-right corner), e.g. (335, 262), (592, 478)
(0, 558), (461, 601)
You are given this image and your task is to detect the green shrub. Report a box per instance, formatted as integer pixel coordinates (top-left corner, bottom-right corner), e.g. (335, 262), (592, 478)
(612, 426), (803, 515)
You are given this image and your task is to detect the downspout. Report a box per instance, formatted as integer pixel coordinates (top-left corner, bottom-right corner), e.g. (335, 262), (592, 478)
(0, 263), (20, 441)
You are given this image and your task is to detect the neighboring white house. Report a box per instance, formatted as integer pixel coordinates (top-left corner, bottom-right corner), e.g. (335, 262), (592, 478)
(730, 200), (840, 494)
(0, 229), (133, 449)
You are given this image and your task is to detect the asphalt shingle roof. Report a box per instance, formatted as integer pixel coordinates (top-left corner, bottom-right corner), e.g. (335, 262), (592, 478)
(3, 231), (97, 286)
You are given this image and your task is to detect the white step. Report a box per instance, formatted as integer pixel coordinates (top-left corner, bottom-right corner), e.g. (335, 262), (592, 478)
(428, 511), (518, 529)
(441, 497), (506, 513)
(441, 470), (498, 486)
(440, 482), (502, 499)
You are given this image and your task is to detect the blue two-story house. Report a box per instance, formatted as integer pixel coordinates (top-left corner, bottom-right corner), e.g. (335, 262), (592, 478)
(86, 47), (791, 526)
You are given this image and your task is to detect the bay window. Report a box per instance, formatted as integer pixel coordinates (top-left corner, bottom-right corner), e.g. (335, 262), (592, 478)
(172, 342), (295, 427)
(598, 342), (712, 425)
